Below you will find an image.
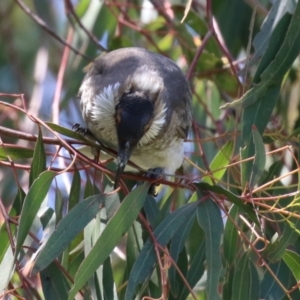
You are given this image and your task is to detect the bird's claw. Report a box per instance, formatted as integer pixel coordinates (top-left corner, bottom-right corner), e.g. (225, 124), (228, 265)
(146, 167), (163, 197)
(72, 123), (97, 141)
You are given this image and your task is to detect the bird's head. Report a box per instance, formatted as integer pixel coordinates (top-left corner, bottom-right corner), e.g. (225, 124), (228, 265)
(114, 91), (154, 189)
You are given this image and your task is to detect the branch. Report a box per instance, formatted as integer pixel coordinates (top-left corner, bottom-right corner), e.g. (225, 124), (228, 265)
(14, 0), (91, 60)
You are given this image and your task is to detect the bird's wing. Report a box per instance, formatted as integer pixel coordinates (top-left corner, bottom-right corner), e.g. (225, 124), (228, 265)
(149, 52), (192, 140)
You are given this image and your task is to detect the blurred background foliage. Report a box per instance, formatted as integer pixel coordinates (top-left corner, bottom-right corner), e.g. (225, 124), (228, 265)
(1, 0), (300, 299)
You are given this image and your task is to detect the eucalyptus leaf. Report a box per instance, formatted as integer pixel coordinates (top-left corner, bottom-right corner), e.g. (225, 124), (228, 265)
(68, 184), (149, 300)
(125, 202), (198, 300)
(16, 171), (56, 256)
(197, 198), (223, 300)
(33, 194), (112, 273)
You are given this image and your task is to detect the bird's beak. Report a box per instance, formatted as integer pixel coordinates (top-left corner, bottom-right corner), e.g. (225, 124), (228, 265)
(114, 141), (132, 189)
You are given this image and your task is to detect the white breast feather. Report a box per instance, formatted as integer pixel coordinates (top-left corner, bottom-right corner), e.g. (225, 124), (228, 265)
(91, 83), (120, 141)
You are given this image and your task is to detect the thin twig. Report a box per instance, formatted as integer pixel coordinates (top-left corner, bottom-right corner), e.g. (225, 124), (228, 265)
(64, 0), (107, 52)
(14, 0), (91, 60)
(186, 29), (213, 80)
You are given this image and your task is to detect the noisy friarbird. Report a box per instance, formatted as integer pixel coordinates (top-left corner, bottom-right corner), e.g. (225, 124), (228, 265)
(77, 47), (192, 191)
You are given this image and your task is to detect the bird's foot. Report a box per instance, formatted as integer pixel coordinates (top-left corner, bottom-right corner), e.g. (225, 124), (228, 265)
(145, 167), (164, 196)
(72, 123), (97, 141)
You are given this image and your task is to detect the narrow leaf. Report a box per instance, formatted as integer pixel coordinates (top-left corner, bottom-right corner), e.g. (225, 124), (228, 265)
(0, 145), (33, 160)
(143, 195), (160, 228)
(249, 126), (266, 190)
(231, 252), (259, 300)
(16, 171), (56, 255)
(265, 211), (300, 262)
(196, 183), (258, 225)
(250, 0), (296, 66)
(46, 122), (96, 145)
(125, 202), (199, 300)
(178, 238), (206, 300)
(126, 221), (143, 274)
(238, 2), (300, 186)
(283, 250), (300, 281)
(0, 247), (15, 293)
(29, 127), (46, 186)
(260, 259), (299, 299)
(68, 184), (150, 300)
(0, 190), (22, 263)
(102, 256), (115, 300)
(40, 262), (70, 300)
(33, 194), (111, 273)
(202, 141), (234, 185)
(223, 205), (241, 265)
(197, 198), (223, 300)
(69, 168), (81, 211)
(169, 213), (196, 296)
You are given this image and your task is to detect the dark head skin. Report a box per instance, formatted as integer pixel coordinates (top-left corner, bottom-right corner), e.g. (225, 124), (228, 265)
(114, 91), (154, 189)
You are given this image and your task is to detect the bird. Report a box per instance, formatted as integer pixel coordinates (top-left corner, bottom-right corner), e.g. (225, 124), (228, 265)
(77, 47), (192, 192)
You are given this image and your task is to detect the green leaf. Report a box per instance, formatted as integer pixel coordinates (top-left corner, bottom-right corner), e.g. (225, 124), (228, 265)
(15, 171), (56, 255)
(55, 188), (63, 225)
(119, 221), (143, 299)
(125, 202), (199, 300)
(231, 252), (259, 300)
(212, 0), (254, 56)
(169, 247), (189, 300)
(283, 250), (300, 282)
(75, 0), (91, 17)
(29, 127), (46, 186)
(240, 85), (280, 189)
(126, 221), (143, 274)
(0, 145), (34, 160)
(223, 267), (235, 300)
(222, 0), (300, 115)
(84, 176), (96, 198)
(68, 184), (150, 300)
(202, 141), (234, 184)
(143, 195), (160, 228)
(0, 246), (14, 293)
(250, 0), (296, 66)
(196, 182), (258, 225)
(169, 213), (196, 297)
(40, 262), (70, 300)
(231, 2), (300, 187)
(67, 252), (85, 278)
(260, 259), (300, 299)
(69, 168), (81, 211)
(33, 194), (111, 273)
(249, 126), (266, 190)
(45, 122), (96, 145)
(223, 205), (241, 265)
(39, 207), (54, 229)
(102, 256), (115, 300)
(178, 237), (206, 300)
(197, 198), (223, 300)
(0, 190), (23, 263)
(0, 224), (13, 266)
(220, 13), (293, 109)
(264, 210), (300, 262)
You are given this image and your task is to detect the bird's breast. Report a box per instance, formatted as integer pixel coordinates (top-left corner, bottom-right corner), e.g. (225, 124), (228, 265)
(128, 137), (184, 175)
